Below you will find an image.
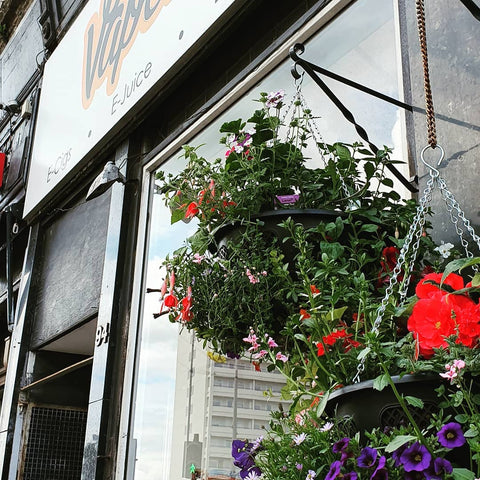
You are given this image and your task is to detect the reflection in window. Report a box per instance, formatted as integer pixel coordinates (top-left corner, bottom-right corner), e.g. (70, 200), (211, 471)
(129, 1), (402, 478)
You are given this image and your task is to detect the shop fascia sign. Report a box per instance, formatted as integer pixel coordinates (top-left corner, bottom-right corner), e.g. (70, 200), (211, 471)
(24, 0), (238, 220)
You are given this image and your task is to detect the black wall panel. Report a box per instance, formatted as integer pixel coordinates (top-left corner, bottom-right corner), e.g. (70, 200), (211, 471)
(29, 191), (110, 348)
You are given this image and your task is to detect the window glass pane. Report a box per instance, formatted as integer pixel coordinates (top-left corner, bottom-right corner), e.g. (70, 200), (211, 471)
(130, 1), (401, 478)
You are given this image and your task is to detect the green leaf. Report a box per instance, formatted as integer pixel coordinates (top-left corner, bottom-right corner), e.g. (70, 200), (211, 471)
(442, 258), (480, 282)
(381, 177), (394, 188)
(455, 414), (470, 424)
(360, 224), (379, 233)
(385, 435), (416, 453)
(171, 207), (187, 224)
(464, 427), (479, 438)
(405, 396), (424, 408)
(316, 391), (330, 417)
(452, 468), (475, 480)
(364, 161), (375, 179)
(373, 373), (390, 391)
(472, 273), (480, 287)
(356, 347), (371, 361)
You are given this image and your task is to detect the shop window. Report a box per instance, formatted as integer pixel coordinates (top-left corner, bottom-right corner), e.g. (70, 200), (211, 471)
(129, 1), (404, 478)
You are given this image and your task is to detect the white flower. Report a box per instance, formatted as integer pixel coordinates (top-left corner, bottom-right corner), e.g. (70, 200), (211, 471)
(434, 241), (454, 258)
(293, 432), (307, 445)
(226, 133), (236, 147)
(320, 421), (334, 432)
(306, 470), (317, 480)
(245, 472), (262, 480)
(265, 139), (274, 147)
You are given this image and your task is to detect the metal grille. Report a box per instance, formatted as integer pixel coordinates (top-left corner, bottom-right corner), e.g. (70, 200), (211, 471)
(22, 406), (87, 480)
(380, 402), (438, 430)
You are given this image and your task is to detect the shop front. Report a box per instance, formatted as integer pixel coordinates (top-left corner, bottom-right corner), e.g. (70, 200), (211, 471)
(5, 0), (479, 479)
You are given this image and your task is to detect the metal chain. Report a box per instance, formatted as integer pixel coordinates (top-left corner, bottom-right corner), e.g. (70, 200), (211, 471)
(354, 2), (478, 383)
(295, 90), (358, 204)
(416, 0), (437, 148)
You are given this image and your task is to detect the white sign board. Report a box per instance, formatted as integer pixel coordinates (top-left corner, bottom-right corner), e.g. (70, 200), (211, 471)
(24, 0), (237, 219)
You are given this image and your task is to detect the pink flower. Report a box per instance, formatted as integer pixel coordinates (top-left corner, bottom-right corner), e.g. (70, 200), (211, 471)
(192, 253), (204, 264)
(440, 359), (466, 383)
(245, 268), (259, 284)
(276, 352), (288, 363)
(253, 350), (268, 360)
(267, 337), (278, 348)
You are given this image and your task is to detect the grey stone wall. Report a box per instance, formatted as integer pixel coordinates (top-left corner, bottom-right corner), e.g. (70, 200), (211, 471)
(404, 0), (480, 246)
(1, 0), (41, 103)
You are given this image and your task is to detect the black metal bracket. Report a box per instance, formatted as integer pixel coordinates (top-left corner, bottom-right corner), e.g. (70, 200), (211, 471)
(289, 43), (418, 193)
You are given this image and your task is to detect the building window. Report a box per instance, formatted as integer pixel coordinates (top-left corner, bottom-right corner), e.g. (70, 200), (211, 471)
(128, 1), (403, 478)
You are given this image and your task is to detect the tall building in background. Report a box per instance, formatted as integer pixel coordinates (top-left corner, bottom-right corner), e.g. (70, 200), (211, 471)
(170, 331), (288, 479)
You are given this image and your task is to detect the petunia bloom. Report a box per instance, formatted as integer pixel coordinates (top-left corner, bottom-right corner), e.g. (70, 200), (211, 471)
(400, 442), (432, 472)
(357, 446), (378, 468)
(332, 437), (350, 454)
(325, 461), (342, 480)
(437, 422), (466, 449)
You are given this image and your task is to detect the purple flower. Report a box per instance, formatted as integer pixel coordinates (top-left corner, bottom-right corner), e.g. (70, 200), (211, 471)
(332, 437), (351, 454)
(422, 457), (453, 480)
(392, 444), (408, 467)
(343, 472), (358, 480)
(232, 440), (254, 470)
(400, 442), (432, 472)
(357, 447), (378, 468)
(370, 456), (388, 480)
(325, 461), (342, 480)
(437, 422), (466, 449)
(433, 458), (452, 476)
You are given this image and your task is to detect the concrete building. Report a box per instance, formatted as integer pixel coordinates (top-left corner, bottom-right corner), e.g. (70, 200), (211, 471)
(0, 0), (477, 479)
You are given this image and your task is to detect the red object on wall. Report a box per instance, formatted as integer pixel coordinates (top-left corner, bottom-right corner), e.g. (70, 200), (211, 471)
(0, 152), (5, 187)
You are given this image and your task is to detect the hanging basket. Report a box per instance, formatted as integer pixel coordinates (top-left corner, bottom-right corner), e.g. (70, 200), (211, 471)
(211, 209), (345, 259)
(326, 374), (442, 432)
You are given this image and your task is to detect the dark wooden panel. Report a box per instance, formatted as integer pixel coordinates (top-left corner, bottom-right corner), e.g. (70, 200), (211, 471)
(30, 191), (110, 348)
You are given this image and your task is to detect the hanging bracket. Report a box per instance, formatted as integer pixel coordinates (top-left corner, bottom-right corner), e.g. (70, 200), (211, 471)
(289, 43), (418, 193)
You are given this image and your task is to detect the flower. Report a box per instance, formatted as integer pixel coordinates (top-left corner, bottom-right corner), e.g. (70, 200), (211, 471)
(306, 470), (317, 480)
(332, 437), (350, 454)
(293, 433), (307, 445)
(325, 461), (342, 480)
(400, 442), (432, 472)
(436, 422), (466, 449)
(434, 242), (455, 258)
(357, 447), (378, 468)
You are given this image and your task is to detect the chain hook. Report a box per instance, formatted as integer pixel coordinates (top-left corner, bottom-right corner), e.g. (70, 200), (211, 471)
(294, 70), (304, 92)
(420, 144), (444, 177)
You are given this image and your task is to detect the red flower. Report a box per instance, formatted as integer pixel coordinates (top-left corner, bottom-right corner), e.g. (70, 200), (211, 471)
(455, 300), (480, 348)
(316, 342), (326, 356)
(377, 246), (401, 286)
(310, 285), (320, 295)
(343, 338), (361, 352)
(185, 202), (199, 218)
(300, 308), (311, 320)
(407, 288), (480, 358)
(177, 286), (193, 322)
(415, 272), (464, 299)
(407, 294), (456, 358)
(163, 292), (178, 308)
